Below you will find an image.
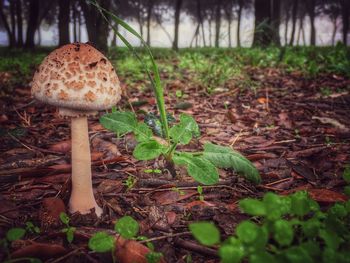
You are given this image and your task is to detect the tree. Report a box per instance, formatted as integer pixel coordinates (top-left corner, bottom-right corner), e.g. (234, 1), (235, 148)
(0, 0), (16, 47)
(59, 0), (70, 46)
(16, 0), (23, 47)
(339, 0), (349, 45)
(214, 0), (222, 48)
(79, 0), (111, 52)
(25, 0), (40, 48)
(289, 0), (299, 45)
(305, 0), (317, 45)
(253, 0), (281, 46)
(172, 0), (183, 50)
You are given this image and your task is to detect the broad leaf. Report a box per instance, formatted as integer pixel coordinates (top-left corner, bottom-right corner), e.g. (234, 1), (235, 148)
(239, 198), (266, 216)
(100, 111), (137, 135)
(236, 221), (259, 244)
(189, 222), (220, 246)
(134, 122), (153, 142)
(219, 243), (245, 263)
(114, 216), (139, 239)
(170, 114), (200, 145)
(6, 228), (26, 242)
(273, 220), (294, 246)
(133, 140), (165, 160)
(203, 143), (261, 184)
(88, 232), (115, 253)
(173, 153), (219, 185)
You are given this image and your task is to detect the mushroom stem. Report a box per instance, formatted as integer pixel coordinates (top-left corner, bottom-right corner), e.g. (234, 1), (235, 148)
(69, 116), (102, 217)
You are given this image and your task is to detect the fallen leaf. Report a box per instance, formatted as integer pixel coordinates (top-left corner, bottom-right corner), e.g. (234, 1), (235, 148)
(115, 236), (166, 263)
(152, 190), (197, 205)
(49, 140), (71, 153)
(308, 188), (348, 203)
(185, 200), (216, 209)
(40, 197), (66, 228)
(97, 179), (123, 194)
(11, 242), (67, 260)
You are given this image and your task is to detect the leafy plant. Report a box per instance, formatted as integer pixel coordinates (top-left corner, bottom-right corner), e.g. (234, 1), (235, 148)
(88, 216), (163, 263)
(197, 186), (204, 201)
(90, 0), (260, 186)
(59, 212), (76, 243)
(190, 191), (350, 263)
(124, 175), (137, 191)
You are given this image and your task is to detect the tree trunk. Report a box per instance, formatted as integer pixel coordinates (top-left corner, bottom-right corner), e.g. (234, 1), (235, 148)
(289, 0), (298, 46)
(227, 11), (232, 48)
(10, 0), (16, 45)
(0, 0), (15, 47)
(237, 0), (243, 47)
(215, 0), (222, 48)
(331, 18), (338, 45)
(306, 0), (316, 45)
(73, 2), (77, 42)
(80, 0), (110, 52)
(172, 0), (183, 51)
(284, 8), (290, 45)
(16, 0), (23, 47)
(190, 23), (200, 47)
(146, 0), (153, 46)
(25, 0), (39, 49)
(208, 19), (212, 47)
(78, 8), (81, 42)
(59, 0), (70, 46)
(196, 0), (206, 47)
(271, 0), (281, 46)
(340, 0), (349, 45)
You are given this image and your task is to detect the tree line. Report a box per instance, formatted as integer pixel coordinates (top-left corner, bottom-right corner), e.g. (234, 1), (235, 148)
(0, 0), (349, 52)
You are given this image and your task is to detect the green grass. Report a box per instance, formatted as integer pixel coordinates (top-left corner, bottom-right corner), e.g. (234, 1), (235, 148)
(1, 46), (349, 91)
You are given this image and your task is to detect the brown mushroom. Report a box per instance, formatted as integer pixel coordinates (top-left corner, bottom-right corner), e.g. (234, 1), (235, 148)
(31, 43), (121, 217)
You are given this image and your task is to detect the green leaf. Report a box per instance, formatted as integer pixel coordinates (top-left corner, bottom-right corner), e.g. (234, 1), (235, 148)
(134, 122), (153, 142)
(290, 191), (310, 216)
(328, 203), (348, 218)
(284, 246), (313, 263)
(114, 216), (139, 239)
(239, 198), (266, 216)
(249, 251), (277, 263)
(170, 114), (200, 145)
(66, 227), (76, 243)
(146, 252), (163, 263)
(219, 243), (245, 263)
(319, 229), (341, 250)
(273, 220), (294, 246)
(173, 153), (219, 185)
(302, 218), (321, 238)
(236, 221), (259, 244)
(100, 111), (137, 135)
(263, 192), (289, 220)
(133, 140), (165, 160)
(189, 222), (220, 246)
(202, 143), (260, 184)
(59, 212), (70, 225)
(88, 232), (115, 253)
(343, 165), (350, 183)
(6, 228), (26, 242)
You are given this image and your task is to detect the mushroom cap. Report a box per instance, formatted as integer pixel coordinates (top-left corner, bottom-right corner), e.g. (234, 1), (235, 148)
(31, 43), (121, 112)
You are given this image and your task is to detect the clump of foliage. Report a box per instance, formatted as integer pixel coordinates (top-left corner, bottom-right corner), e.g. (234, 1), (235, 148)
(59, 212), (76, 243)
(91, 0), (259, 186)
(88, 215), (162, 263)
(190, 190), (350, 263)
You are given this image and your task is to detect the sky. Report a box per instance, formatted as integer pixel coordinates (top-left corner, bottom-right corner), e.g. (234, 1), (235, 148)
(0, 12), (345, 47)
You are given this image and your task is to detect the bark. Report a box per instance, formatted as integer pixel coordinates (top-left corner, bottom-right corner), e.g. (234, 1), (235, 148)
(25, 0), (39, 48)
(237, 0), (243, 47)
(289, 0), (299, 46)
(340, 0), (349, 45)
(253, 0), (280, 46)
(173, 0), (183, 51)
(306, 0), (316, 45)
(284, 8), (290, 45)
(331, 18), (338, 45)
(16, 0), (23, 47)
(10, 0), (16, 44)
(190, 23), (200, 47)
(196, 0), (205, 46)
(73, 2), (77, 42)
(208, 19), (212, 46)
(146, 0), (153, 46)
(58, 0), (70, 46)
(215, 0), (222, 48)
(79, 0), (110, 52)
(0, 0), (15, 47)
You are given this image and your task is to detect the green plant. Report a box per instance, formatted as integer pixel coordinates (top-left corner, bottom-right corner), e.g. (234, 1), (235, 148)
(25, 221), (40, 234)
(124, 175), (137, 191)
(88, 216), (163, 263)
(172, 186), (186, 196)
(90, 0), (260, 186)
(197, 186), (204, 201)
(190, 191), (350, 263)
(59, 212), (76, 243)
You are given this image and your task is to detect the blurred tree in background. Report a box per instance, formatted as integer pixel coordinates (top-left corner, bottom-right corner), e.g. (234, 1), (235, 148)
(0, 0), (349, 49)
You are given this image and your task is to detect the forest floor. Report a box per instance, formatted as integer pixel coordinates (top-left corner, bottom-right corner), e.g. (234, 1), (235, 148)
(0, 47), (350, 262)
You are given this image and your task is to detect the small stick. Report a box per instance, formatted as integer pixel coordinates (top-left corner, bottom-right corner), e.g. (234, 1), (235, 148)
(174, 238), (218, 257)
(139, 231), (191, 244)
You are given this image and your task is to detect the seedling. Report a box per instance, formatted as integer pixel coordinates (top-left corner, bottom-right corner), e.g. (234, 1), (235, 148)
(88, 216), (163, 263)
(197, 186), (204, 201)
(144, 169), (162, 174)
(59, 212), (76, 243)
(171, 187), (186, 196)
(190, 191), (350, 263)
(123, 175), (137, 191)
(25, 221), (40, 234)
(91, 0), (260, 187)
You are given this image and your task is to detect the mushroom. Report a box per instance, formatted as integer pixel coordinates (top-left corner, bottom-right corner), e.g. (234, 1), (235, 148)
(31, 43), (121, 217)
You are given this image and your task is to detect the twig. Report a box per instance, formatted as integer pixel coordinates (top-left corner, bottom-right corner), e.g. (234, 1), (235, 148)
(48, 248), (84, 263)
(174, 238), (218, 257)
(139, 231), (191, 244)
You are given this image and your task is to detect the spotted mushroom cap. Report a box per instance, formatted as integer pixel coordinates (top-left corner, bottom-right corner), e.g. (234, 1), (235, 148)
(31, 43), (121, 112)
